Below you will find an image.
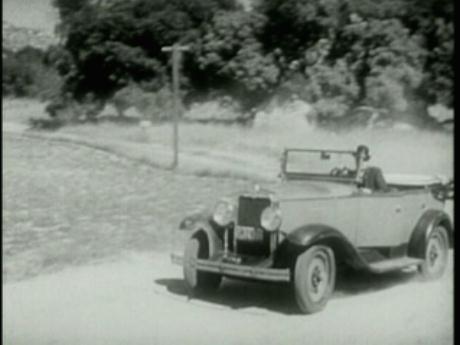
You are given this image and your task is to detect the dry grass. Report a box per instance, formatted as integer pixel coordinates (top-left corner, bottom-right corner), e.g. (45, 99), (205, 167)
(3, 98), (453, 179)
(2, 98), (49, 124)
(61, 120), (453, 178)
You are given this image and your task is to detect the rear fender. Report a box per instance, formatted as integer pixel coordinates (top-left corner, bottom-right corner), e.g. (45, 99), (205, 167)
(275, 224), (368, 270)
(407, 209), (453, 259)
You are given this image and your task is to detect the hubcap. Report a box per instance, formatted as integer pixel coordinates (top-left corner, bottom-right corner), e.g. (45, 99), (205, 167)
(307, 254), (329, 302)
(426, 230), (446, 274)
(429, 246), (438, 266)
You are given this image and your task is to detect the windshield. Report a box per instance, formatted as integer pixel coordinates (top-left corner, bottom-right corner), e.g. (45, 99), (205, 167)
(283, 149), (358, 179)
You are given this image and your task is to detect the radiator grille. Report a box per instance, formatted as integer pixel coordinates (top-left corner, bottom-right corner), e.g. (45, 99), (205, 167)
(237, 196), (270, 227)
(236, 196), (271, 256)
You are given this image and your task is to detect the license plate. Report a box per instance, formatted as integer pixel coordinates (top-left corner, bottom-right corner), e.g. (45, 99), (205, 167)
(235, 226), (263, 241)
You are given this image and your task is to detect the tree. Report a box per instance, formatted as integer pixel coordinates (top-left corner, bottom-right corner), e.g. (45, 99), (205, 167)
(53, 0), (90, 19)
(405, 0), (453, 107)
(256, 0), (346, 60)
(53, 0), (240, 101)
(187, 10), (280, 106)
(255, 0), (452, 125)
(3, 46), (62, 98)
(333, 16), (425, 100)
(346, 0), (453, 107)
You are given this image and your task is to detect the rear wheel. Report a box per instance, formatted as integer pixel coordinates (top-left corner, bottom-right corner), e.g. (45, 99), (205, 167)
(293, 245), (336, 314)
(419, 225), (449, 280)
(183, 236), (222, 294)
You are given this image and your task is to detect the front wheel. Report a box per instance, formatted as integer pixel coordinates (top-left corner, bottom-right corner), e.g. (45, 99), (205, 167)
(419, 225), (449, 280)
(183, 236), (222, 294)
(293, 245), (336, 314)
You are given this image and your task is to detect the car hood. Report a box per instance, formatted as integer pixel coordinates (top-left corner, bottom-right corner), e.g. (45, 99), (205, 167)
(238, 180), (357, 201)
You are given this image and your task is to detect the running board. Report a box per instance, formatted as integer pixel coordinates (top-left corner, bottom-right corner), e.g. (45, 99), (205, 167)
(367, 257), (423, 273)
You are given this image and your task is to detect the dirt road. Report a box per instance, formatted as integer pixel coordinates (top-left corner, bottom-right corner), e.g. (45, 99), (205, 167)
(2, 134), (453, 345)
(3, 251), (453, 345)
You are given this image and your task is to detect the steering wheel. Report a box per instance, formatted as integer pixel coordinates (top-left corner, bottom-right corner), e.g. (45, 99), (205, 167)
(330, 168), (341, 177)
(330, 167), (352, 177)
(339, 167), (351, 177)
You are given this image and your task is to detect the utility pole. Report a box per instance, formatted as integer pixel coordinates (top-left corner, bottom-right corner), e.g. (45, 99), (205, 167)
(161, 43), (190, 170)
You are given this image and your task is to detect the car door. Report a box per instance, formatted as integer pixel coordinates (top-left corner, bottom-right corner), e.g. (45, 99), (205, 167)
(355, 190), (406, 247)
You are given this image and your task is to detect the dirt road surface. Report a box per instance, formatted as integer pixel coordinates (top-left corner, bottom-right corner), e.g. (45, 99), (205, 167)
(3, 134), (453, 345)
(3, 251), (454, 345)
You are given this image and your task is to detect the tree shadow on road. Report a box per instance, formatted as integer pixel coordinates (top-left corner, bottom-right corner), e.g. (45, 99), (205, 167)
(155, 267), (419, 315)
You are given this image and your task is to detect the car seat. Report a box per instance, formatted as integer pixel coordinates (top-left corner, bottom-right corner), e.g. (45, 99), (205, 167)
(361, 167), (389, 192)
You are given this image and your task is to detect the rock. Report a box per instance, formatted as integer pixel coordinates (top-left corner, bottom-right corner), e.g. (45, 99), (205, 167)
(253, 99), (316, 130)
(392, 122), (415, 131)
(139, 120), (152, 128)
(124, 106), (143, 118)
(184, 99), (242, 122)
(428, 104), (453, 123)
(98, 104), (118, 118)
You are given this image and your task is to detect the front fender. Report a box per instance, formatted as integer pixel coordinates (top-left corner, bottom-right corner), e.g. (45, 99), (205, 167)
(275, 224), (368, 269)
(286, 224), (348, 247)
(179, 212), (210, 231)
(178, 213), (222, 258)
(407, 209), (453, 259)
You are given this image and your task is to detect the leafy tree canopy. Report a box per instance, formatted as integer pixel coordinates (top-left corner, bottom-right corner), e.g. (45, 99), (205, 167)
(54, 0), (241, 100)
(49, 0), (453, 123)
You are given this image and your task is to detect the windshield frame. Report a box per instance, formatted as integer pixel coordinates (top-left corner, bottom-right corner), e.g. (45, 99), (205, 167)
(280, 148), (360, 183)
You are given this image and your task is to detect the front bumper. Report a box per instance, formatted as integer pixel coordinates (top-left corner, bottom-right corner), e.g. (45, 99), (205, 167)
(171, 254), (291, 282)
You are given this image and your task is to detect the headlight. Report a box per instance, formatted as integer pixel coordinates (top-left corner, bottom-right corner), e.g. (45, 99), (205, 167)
(260, 205), (282, 232)
(212, 199), (235, 227)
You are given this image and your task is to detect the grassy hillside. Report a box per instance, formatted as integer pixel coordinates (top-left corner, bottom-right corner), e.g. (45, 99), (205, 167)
(3, 99), (453, 181)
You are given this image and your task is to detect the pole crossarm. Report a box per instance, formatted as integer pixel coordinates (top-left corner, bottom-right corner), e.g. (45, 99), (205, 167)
(161, 45), (190, 53)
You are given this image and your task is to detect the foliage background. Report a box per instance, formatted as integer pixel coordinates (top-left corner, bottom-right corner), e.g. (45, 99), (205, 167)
(2, 0), (454, 128)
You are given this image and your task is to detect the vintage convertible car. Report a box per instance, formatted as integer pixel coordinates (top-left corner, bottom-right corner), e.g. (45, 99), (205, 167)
(171, 145), (453, 314)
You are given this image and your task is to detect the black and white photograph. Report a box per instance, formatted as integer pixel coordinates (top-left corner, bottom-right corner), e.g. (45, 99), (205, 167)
(2, 0), (454, 344)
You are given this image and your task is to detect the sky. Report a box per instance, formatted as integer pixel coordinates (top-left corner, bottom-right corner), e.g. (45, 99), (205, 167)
(2, 0), (253, 35)
(2, 0), (59, 35)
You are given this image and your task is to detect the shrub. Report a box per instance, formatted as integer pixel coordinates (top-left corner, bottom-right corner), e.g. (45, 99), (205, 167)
(2, 46), (62, 99)
(184, 96), (246, 123)
(111, 83), (176, 121)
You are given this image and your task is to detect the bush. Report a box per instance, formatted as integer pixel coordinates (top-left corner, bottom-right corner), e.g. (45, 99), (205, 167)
(47, 0), (452, 128)
(3, 54), (34, 96)
(277, 58), (359, 121)
(257, 0), (452, 127)
(2, 46), (62, 99)
(111, 83), (176, 121)
(184, 96), (247, 123)
(45, 94), (88, 122)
